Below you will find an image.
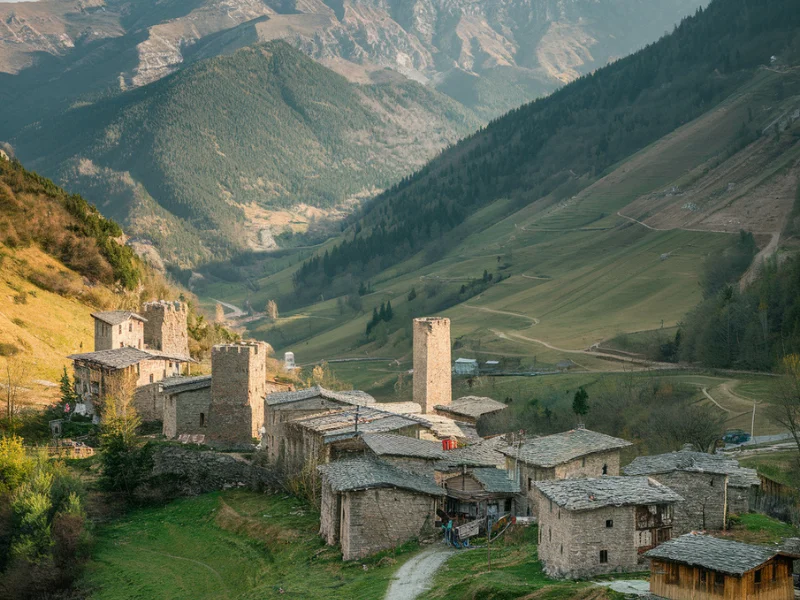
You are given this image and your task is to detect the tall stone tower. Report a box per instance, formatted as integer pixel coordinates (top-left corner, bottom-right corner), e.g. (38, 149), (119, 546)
(206, 342), (268, 445)
(142, 300), (189, 357)
(413, 317), (451, 414)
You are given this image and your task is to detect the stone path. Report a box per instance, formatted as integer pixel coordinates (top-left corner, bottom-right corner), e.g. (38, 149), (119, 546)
(384, 546), (457, 600)
(593, 579), (650, 596)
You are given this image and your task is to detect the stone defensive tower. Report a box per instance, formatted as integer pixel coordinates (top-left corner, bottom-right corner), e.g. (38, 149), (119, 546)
(142, 300), (189, 357)
(206, 342), (268, 445)
(413, 317), (451, 414)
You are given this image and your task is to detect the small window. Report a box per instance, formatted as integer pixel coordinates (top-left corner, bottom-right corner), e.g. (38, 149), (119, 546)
(560, 544), (563, 555)
(582, 457), (586, 467)
(558, 509), (560, 519)
(200, 413), (205, 427)
(149, 374), (154, 383)
(129, 322), (132, 332)
(755, 569), (762, 585)
(120, 342), (124, 348)
(606, 519), (613, 528)
(602, 464), (608, 475)
(714, 572), (724, 586)
(772, 565), (777, 582)
(528, 478), (533, 491)
(599, 550), (608, 564)
(119, 324), (122, 334)
(549, 500), (553, 513)
(549, 527), (551, 542)
(699, 569), (707, 584)
(667, 563), (680, 584)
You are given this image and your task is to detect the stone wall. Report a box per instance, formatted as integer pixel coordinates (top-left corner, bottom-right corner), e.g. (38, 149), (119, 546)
(728, 484), (752, 515)
(207, 343), (268, 446)
(413, 318), (451, 414)
(133, 358), (180, 421)
(147, 445), (280, 496)
(340, 487), (438, 560)
(536, 489), (638, 578)
(94, 317), (144, 351)
(320, 480), (341, 545)
(143, 301), (189, 357)
(648, 471), (727, 533)
(507, 450), (621, 517)
(163, 387), (212, 438)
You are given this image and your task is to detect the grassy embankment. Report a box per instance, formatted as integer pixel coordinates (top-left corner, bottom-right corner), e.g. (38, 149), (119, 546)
(81, 490), (630, 600)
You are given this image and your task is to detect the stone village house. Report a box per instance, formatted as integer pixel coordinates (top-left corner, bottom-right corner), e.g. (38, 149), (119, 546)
(318, 456), (444, 560)
(500, 428), (633, 516)
(646, 533), (799, 600)
(624, 450), (760, 533)
(433, 395), (508, 428)
(535, 476), (683, 579)
(70, 303), (192, 420)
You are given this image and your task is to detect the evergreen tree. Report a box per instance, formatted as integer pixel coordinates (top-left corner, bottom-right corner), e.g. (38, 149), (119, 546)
(572, 388), (589, 421)
(407, 287), (417, 301)
(385, 300), (394, 321)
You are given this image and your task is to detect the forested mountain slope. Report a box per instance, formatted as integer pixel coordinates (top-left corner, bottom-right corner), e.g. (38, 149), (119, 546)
(199, 0), (800, 376)
(9, 42), (479, 266)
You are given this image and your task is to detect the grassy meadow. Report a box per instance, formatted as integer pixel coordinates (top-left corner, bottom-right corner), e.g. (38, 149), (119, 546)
(81, 491), (419, 600)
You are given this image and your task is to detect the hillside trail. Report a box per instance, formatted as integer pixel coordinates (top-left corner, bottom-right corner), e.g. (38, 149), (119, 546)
(384, 546), (457, 600)
(700, 386), (732, 412)
(211, 298), (246, 319)
(739, 231), (780, 291)
(463, 304), (540, 325)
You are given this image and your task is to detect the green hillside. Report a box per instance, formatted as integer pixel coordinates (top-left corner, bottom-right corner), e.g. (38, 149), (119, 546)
(11, 41), (479, 266)
(198, 0), (800, 391)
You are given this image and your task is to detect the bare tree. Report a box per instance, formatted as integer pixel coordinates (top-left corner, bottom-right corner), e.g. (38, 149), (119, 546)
(769, 355), (800, 462)
(3, 358), (28, 433)
(266, 300), (278, 321)
(650, 403), (727, 453)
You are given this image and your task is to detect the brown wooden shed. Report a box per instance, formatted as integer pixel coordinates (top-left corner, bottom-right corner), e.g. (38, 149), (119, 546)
(646, 533), (799, 600)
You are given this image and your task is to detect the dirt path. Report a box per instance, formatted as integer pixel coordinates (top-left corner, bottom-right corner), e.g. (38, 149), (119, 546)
(700, 386), (732, 412)
(211, 298), (246, 319)
(464, 305), (540, 325)
(384, 546), (457, 600)
(740, 231), (780, 291)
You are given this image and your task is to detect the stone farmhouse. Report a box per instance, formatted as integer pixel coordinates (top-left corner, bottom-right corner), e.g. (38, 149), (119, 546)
(70, 302), (193, 420)
(361, 433), (445, 476)
(535, 476), (683, 579)
(624, 449), (760, 533)
(646, 533), (799, 600)
(500, 428), (633, 516)
(443, 467), (520, 524)
(318, 456), (444, 561)
(279, 406), (427, 472)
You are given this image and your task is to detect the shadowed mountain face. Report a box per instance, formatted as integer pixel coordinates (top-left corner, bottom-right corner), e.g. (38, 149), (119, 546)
(9, 42), (480, 266)
(0, 0), (706, 121)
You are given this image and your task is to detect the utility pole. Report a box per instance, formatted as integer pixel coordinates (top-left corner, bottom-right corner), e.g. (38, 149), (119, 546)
(486, 500), (491, 571)
(751, 400), (756, 440)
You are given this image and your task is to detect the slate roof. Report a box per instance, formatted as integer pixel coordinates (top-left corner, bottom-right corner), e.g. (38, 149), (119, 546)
(413, 414), (468, 440)
(265, 385), (375, 406)
(534, 476), (683, 511)
(437, 436), (508, 469)
(362, 433), (445, 460)
(91, 311), (146, 325)
(499, 428), (632, 467)
(471, 468), (520, 493)
(289, 406), (423, 442)
(69, 347), (158, 369)
(435, 396), (507, 419)
(375, 402), (423, 414)
(318, 456), (444, 496)
(69, 347), (192, 369)
(645, 533), (799, 575)
(160, 375), (212, 394)
(624, 451), (760, 487)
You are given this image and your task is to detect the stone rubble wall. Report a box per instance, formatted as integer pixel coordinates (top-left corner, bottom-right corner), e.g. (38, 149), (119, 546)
(148, 445), (280, 496)
(163, 387), (212, 438)
(340, 487), (438, 560)
(647, 471), (727, 534)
